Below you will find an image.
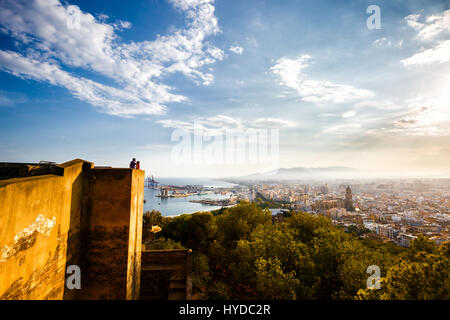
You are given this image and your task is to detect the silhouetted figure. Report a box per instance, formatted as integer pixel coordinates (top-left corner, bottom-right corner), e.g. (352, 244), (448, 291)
(136, 161), (140, 170)
(130, 158), (136, 169)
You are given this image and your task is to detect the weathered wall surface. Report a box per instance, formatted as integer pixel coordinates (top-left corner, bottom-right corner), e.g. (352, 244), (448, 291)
(0, 159), (89, 299)
(0, 160), (144, 300)
(60, 160), (93, 300)
(80, 168), (144, 300)
(127, 169), (144, 300)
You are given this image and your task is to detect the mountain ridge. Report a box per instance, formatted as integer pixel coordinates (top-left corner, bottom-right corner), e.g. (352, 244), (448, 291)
(228, 166), (360, 181)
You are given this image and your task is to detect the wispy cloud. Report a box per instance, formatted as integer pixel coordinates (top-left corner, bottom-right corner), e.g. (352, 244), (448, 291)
(136, 144), (172, 150)
(0, 90), (28, 107)
(389, 98), (449, 136)
(342, 111), (356, 118)
(250, 118), (295, 128)
(271, 55), (374, 104)
(354, 100), (403, 111)
(322, 123), (362, 135)
(372, 37), (403, 48)
(158, 115), (294, 135)
(405, 10), (450, 41)
(401, 40), (450, 66)
(0, 0), (223, 117)
(402, 10), (450, 66)
(229, 45), (244, 55)
(0, 50), (173, 115)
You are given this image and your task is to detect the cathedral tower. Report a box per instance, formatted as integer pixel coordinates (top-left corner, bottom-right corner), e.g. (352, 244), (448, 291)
(344, 185), (355, 211)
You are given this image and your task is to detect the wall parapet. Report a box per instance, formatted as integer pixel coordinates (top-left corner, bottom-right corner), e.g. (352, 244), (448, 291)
(0, 159), (144, 300)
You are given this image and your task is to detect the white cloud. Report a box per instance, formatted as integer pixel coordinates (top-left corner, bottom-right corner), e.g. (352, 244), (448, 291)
(251, 118), (295, 128)
(342, 111), (356, 118)
(229, 45), (244, 55)
(0, 0), (222, 117)
(114, 20), (132, 30)
(354, 100), (403, 111)
(96, 13), (109, 22)
(402, 10), (450, 66)
(405, 10), (450, 41)
(271, 55), (374, 104)
(390, 98), (449, 136)
(169, 0), (214, 11)
(0, 50), (178, 116)
(401, 39), (450, 66)
(318, 113), (339, 118)
(158, 119), (197, 131)
(405, 14), (424, 31)
(372, 37), (403, 48)
(158, 115), (294, 135)
(322, 123), (362, 135)
(158, 116), (241, 136)
(318, 96), (450, 138)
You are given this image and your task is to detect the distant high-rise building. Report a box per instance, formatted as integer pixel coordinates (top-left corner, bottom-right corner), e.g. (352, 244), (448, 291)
(344, 185), (355, 211)
(320, 184), (329, 195)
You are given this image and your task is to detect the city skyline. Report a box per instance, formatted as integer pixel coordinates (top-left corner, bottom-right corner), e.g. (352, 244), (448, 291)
(1, 0), (450, 177)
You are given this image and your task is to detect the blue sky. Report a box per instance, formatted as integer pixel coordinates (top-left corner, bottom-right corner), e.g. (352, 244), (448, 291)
(0, 0), (449, 177)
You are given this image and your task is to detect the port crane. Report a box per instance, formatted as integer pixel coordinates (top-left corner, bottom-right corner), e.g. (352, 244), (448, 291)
(147, 175), (159, 189)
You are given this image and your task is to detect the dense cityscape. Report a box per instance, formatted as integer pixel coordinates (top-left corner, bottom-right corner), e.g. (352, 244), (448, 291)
(172, 178), (450, 248)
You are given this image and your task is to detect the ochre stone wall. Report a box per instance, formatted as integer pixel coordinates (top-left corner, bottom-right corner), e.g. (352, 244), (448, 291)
(0, 160), (88, 299)
(127, 169), (144, 300)
(80, 168), (144, 300)
(0, 159), (144, 300)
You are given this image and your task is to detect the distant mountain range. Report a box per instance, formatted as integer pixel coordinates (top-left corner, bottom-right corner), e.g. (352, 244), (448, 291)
(230, 166), (360, 181)
(222, 166), (450, 181)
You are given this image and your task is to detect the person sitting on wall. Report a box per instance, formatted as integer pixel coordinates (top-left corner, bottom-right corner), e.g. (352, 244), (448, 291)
(136, 161), (140, 170)
(130, 158), (136, 169)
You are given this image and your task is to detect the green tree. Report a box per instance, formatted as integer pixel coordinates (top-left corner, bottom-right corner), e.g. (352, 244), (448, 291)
(357, 239), (449, 300)
(234, 222), (314, 299)
(254, 257), (300, 299)
(155, 202), (447, 300)
(145, 237), (185, 250)
(286, 212), (332, 244)
(406, 234), (439, 260)
(143, 210), (165, 241)
(161, 211), (217, 252)
(215, 203), (272, 249)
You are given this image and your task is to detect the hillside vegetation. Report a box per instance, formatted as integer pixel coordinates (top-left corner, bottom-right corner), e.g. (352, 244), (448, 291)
(143, 203), (449, 300)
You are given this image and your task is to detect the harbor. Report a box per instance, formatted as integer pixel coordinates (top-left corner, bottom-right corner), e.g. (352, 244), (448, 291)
(143, 177), (251, 216)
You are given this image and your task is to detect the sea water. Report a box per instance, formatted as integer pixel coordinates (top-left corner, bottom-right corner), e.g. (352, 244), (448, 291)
(143, 178), (237, 217)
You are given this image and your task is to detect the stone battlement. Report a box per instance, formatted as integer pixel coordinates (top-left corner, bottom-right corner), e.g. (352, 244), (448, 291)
(0, 159), (144, 300)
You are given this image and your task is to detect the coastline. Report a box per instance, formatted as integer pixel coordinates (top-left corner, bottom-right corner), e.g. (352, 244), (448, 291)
(143, 178), (239, 216)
